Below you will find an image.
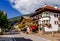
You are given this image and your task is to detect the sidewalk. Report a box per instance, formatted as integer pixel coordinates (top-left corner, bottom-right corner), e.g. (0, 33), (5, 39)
(20, 32), (50, 41)
(0, 32), (50, 41)
(28, 32), (60, 41)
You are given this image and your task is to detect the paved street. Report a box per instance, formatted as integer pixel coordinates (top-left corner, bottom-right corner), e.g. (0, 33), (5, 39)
(0, 32), (50, 41)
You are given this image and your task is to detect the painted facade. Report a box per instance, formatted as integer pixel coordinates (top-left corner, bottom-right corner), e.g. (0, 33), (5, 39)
(40, 11), (60, 32)
(31, 5), (60, 32)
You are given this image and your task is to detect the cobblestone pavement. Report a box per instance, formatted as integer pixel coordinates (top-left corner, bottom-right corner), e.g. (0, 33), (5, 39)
(0, 32), (50, 41)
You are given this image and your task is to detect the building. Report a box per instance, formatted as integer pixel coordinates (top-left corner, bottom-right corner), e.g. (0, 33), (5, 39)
(31, 5), (60, 32)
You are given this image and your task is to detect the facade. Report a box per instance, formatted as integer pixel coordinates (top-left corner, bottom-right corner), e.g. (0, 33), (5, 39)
(31, 5), (60, 32)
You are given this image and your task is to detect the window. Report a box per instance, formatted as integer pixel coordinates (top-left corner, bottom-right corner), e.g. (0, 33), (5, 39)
(42, 12), (49, 17)
(58, 17), (60, 21)
(54, 14), (58, 17)
(58, 24), (60, 27)
(31, 17), (33, 20)
(46, 20), (50, 23)
(54, 21), (58, 24)
(42, 20), (50, 24)
(58, 21), (60, 24)
(42, 20), (45, 24)
(58, 20), (60, 27)
(39, 14), (42, 18)
(45, 24), (51, 28)
(34, 16), (36, 19)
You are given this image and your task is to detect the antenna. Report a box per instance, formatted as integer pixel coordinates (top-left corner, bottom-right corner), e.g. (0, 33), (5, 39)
(40, 0), (47, 6)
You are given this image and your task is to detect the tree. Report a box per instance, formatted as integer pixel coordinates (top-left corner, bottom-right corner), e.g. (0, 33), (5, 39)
(0, 10), (8, 29)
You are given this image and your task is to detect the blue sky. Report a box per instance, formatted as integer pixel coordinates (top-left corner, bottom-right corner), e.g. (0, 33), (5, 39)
(0, 0), (22, 19)
(0, 0), (60, 19)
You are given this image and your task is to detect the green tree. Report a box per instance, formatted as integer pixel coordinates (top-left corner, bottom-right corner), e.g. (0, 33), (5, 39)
(0, 10), (8, 29)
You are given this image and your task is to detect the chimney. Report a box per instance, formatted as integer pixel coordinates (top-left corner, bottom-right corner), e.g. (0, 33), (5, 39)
(54, 5), (58, 9)
(44, 4), (47, 7)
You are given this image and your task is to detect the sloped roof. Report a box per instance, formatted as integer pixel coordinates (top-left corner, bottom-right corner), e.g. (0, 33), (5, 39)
(31, 5), (60, 17)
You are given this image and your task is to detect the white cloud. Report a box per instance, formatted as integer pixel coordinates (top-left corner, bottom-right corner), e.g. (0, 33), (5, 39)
(9, 0), (15, 3)
(9, 0), (60, 15)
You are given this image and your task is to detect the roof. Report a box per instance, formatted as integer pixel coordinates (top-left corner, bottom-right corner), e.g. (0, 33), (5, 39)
(31, 5), (60, 17)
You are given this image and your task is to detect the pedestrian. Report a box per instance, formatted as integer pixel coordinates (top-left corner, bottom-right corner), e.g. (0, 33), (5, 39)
(26, 25), (30, 34)
(30, 25), (37, 33)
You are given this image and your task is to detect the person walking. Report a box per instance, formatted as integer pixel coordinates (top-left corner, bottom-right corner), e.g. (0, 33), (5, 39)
(25, 25), (30, 34)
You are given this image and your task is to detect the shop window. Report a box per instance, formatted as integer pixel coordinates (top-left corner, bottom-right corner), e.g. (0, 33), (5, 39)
(54, 21), (58, 24)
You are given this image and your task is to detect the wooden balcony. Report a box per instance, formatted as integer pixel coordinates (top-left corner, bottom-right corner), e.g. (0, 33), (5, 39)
(45, 24), (51, 28)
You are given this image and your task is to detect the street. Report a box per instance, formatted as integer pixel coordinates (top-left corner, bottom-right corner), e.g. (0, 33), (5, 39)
(0, 32), (50, 41)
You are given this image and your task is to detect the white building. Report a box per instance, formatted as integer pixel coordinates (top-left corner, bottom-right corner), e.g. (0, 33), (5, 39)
(31, 5), (60, 32)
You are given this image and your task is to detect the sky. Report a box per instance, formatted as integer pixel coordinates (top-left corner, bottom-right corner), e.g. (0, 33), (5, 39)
(0, 0), (22, 19)
(0, 0), (60, 19)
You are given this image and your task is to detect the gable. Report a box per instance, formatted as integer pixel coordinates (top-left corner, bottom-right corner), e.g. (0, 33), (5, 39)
(31, 5), (60, 17)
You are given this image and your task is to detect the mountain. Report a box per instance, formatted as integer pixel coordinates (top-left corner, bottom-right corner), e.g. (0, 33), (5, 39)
(8, 16), (22, 22)
(8, 14), (33, 22)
